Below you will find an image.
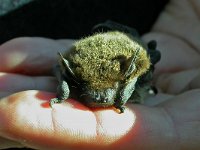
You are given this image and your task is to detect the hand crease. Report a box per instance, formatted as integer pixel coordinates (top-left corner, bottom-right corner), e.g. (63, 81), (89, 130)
(154, 30), (200, 56)
(160, 107), (181, 149)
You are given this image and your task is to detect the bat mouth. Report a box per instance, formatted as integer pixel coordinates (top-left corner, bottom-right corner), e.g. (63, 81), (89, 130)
(79, 94), (115, 108)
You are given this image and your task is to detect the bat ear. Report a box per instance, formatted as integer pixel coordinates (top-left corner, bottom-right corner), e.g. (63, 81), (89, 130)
(123, 48), (139, 79)
(124, 55), (136, 78)
(114, 49), (139, 79)
(58, 52), (77, 79)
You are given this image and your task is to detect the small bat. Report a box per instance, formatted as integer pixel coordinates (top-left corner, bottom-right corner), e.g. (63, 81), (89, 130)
(50, 20), (161, 113)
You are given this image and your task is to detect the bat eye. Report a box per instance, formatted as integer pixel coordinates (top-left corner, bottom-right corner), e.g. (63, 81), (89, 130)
(95, 93), (101, 100)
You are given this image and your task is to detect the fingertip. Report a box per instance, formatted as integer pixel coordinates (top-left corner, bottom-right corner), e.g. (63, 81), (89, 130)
(0, 37), (68, 75)
(92, 106), (136, 147)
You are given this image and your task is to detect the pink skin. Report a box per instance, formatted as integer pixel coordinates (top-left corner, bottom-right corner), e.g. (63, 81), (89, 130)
(0, 0), (200, 149)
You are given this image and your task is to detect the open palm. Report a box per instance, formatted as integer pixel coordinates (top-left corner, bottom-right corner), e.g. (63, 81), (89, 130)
(0, 0), (200, 149)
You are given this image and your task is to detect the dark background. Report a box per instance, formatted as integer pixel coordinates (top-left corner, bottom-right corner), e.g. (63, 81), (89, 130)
(0, 0), (169, 44)
(2, 0), (169, 149)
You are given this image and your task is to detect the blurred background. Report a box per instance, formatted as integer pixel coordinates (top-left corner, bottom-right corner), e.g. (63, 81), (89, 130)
(0, 0), (169, 149)
(0, 0), (169, 44)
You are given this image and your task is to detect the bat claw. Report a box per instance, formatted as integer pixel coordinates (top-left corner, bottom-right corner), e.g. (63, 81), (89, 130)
(50, 98), (61, 107)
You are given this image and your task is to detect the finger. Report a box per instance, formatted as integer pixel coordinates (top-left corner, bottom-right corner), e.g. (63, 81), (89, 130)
(56, 39), (75, 47)
(0, 90), (178, 150)
(143, 93), (174, 106)
(0, 37), (74, 75)
(158, 89), (200, 150)
(152, 0), (200, 51)
(142, 33), (200, 75)
(159, 89), (200, 121)
(0, 72), (57, 96)
(0, 91), (97, 150)
(155, 68), (200, 94)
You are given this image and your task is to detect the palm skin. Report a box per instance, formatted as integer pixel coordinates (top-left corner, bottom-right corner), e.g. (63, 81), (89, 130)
(0, 0), (200, 149)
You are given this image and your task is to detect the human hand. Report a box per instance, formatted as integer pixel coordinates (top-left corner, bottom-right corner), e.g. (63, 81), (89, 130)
(0, 0), (200, 149)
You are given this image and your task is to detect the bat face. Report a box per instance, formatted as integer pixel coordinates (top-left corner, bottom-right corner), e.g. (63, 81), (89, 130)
(77, 75), (138, 108)
(79, 83), (118, 107)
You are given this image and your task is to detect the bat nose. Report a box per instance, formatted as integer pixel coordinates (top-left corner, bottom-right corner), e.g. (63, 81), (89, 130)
(94, 93), (108, 103)
(93, 96), (108, 103)
(101, 98), (108, 103)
